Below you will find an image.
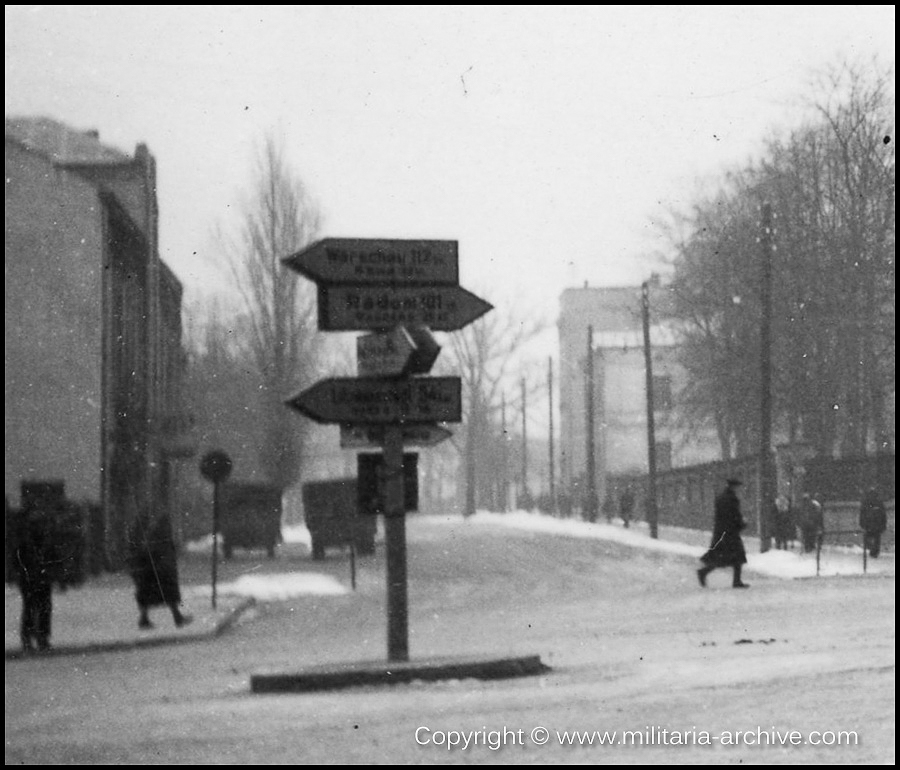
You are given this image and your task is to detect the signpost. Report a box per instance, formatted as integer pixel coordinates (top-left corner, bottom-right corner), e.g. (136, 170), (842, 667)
(283, 238), (459, 286)
(340, 422), (452, 450)
(356, 326), (440, 378)
(283, 236), (490, 662)
(199, 450), (233, 611)
(286, 376), (461, 425)
(318, 284), (492, 332)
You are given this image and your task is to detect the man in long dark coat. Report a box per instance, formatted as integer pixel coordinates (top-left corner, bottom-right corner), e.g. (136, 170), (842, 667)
(697, 478), (750, 589)
(128, 512), (192, 629)
(12, 503), (56, 652)
(859, 487), (887, 558)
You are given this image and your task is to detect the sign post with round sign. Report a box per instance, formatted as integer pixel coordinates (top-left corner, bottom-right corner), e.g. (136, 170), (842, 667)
(200, 450), (233, 609)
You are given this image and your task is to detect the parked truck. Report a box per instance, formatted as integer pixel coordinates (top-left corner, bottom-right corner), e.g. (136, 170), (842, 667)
(218, 482), (283, 559)
(301, 478), (376, 560)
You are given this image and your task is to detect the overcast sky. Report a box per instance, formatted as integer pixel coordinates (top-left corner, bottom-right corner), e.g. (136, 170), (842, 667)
(5, 5), (895, 340)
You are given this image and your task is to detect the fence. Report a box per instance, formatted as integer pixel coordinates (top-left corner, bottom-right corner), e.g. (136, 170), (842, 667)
(619, 453), (894, 551)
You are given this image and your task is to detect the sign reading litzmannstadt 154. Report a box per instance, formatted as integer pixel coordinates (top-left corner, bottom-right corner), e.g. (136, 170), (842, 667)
(318, 284), (493, 332)
(283, 238), (459, 286)
(286, 376), (462, 424)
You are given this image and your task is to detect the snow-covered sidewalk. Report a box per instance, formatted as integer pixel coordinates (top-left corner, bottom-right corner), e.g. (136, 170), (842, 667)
(428, 509), (894, 580)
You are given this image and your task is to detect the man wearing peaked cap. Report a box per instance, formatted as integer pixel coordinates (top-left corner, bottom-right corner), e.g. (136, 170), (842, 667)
(697, 477), (750, 589)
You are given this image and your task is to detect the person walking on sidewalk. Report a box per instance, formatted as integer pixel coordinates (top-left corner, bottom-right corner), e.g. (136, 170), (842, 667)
(127, 511), (192, 630)
(697, 478), (750, 589)
(10, 495), (57, 653)
(859, 486), (887, 558)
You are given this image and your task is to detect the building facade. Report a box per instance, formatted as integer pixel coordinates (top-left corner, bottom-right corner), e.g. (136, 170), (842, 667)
(5, 116), (193, 566)
(557, 278), (719, 513)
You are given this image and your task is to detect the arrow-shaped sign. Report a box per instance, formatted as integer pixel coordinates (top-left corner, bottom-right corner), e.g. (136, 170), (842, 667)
(340, 423), (453, 449)
(357, 326), (441, 377)
(286, 376), (462, 424)
(318, 284), (493, 332)
(283, 238), (459, 286)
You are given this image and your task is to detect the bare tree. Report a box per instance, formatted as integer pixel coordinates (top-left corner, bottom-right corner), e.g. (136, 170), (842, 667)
(435, 298), (549, 516)
(662, 57), (894, 460)
(213, 134), (325, 489)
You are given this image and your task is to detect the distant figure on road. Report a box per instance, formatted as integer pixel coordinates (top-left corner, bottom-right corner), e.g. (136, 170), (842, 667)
(772, 494), (795, 550)
(859, 487), (887, 558)
(697, 478), (750, 589)
(619, 485), (635, 529)
(128, 511), (192, 630)
(798, 493), (824, 553)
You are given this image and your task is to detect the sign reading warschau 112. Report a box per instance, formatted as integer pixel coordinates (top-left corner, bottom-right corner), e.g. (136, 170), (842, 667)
(318, 284), (493, 332)
(285, 376), (462, 425)
(282, 238), (459, 286)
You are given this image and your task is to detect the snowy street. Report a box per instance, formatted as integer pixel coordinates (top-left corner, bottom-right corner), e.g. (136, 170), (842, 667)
(5, 512), (894, 764)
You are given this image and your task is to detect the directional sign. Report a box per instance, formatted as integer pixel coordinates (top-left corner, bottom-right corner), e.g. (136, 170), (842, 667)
(283, 238), (459, 286)
(357, 326), (441, 377)
(357, 327), (414, 377)
(286, 376), (462, 424)
(340, 422), (453, 449)
(318, 284), (493, 332)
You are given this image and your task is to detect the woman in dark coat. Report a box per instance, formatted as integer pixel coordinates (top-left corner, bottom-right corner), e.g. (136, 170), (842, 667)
(128, 512), (192, 629)
(697, 478), (750, 589)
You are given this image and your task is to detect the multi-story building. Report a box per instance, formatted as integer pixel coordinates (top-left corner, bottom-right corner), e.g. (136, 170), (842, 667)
(5, 116), (193, 565)
(557, 277), (719, 512)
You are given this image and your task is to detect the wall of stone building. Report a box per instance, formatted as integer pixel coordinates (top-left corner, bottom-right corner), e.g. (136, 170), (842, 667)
(4, 141), (104, 506)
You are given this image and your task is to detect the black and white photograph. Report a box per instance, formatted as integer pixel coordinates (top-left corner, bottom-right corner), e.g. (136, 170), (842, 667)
(5, 5), (894, 764)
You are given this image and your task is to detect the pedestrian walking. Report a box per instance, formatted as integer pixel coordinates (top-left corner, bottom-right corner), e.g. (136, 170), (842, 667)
(697, 478), (750, 589)
(127, 511), (192, 630)
(859, 486), (887, 558)
(798, 493), (824, 553)
(11, 483), (64, 653)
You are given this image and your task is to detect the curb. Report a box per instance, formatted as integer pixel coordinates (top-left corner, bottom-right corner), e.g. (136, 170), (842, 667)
(251, 654), (552, 694)
(4, 597), (256, 661)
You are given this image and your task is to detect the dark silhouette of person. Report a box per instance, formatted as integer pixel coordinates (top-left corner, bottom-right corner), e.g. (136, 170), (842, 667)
(11, 493), (58, 653)
(128, 511), (192, 630)
(859, 487), (887, 558)
(619, 485), (636, 529)
(772, 494), (795, 550)
(798, 493), (824, 553)
(697, 478), (750, 589)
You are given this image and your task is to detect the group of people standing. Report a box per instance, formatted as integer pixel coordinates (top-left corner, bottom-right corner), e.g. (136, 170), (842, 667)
(771, 492), (825, 553)
(771, 487), (888, 557)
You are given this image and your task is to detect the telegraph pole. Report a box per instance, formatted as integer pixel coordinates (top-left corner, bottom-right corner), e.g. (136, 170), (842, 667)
(548, 356), (556, 515)
(584, 326), (598, 522)
(642, 282), (659, 539)
(521, 377), (529, 506)
(501, 392), (508, 512)
(758, 202), (775, 553)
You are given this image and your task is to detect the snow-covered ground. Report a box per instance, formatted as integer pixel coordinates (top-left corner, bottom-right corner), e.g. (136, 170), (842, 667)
(6, 508), (894, 765)
(182, 508), (889, 603)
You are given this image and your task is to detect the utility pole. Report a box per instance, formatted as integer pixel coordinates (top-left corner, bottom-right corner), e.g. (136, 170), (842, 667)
(758, 202), (775, 553)
(584, 326), (598, 522)
(521, 377), (529, 507)
(548, 356), (556, 515)
(501, 392), (508, 512)
(642, 282), (659, 539)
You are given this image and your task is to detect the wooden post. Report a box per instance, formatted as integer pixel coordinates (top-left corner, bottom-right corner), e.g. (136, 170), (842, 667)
(383, 424), (408, 662)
